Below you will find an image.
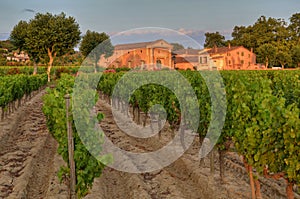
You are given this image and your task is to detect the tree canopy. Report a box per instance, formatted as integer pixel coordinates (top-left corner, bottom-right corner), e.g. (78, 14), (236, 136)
(10, 21), (28, 52)
(204, 32), (226, 48)
(80, 30), (113, 72)
(10, 12), (81, 80)
(228, 15), (299, 68)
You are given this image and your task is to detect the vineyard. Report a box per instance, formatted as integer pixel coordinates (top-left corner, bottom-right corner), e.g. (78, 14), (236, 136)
(0, 74), (47, 120)
(0, 69), (299, 198)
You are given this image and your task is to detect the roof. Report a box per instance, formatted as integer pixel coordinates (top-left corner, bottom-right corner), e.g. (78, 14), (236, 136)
(205, 46), (244, 54)
(176, 56), (198, 63)
(114, 39), (171, 50)
(173, 49), (201, 55)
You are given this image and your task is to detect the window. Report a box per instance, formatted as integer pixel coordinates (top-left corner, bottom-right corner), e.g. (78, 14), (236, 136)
(248, 62), (250, 66)
(128, 61), (132, 67)
(248, 54), (250, 58)
(241, 60), (244, 65)
(228, 60), (231, 65)
(241, 52), (244, 56)
(237, 52), (239, 55)
(200, 56), (208, 64)
(227, 52), (231, 56)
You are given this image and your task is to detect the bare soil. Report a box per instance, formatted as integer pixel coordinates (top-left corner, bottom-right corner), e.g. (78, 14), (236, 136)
(0, 90), (59, 199)
(83, 99), (300, 199)
(0, 92), (299, 199)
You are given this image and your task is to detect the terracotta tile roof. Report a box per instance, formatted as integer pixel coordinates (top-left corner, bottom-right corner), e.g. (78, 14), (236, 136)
(114, 39), (168, 50)
(173, 49), (201, 55)
(176, 56), (198, 63)
(206, 46), (242, 54)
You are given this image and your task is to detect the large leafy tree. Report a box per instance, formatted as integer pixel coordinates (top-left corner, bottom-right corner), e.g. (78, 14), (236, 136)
(10, 21), (41, 74)
(231, 16), (290, 52)
(0, 40), (16, 51)
(10, 20), (28, 52)
(204, 32), (226, 48)
(26, 12), (81, 81)
(80, 30), (113, 72)
(231, 25), (254, 48)
(276, 51), (292, 69)
(291, 45), (300, 68)
(289, 13), (300, 44)
(256, 43), (277, 68)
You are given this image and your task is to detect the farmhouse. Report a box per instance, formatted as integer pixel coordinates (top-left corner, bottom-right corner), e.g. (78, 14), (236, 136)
(99, 39), (173, 70)
(173, 49), (201, 70)
(6, 51), (30, 62)
(100, 40), (263, 70)
(199, 45), (264, 70)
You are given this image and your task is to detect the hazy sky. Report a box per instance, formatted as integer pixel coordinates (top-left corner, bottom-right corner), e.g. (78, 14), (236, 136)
(1, 0), (300, 43)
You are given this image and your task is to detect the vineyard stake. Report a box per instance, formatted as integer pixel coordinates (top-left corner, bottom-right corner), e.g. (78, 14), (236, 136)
(64, 94), (76, 199)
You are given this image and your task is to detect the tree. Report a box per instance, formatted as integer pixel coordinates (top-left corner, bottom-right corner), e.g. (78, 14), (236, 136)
(289, 13), (300, 44)
(10, 20), (28, 53)
(171, 43), (184, 51)
(25, 12), (81, 81)
(80, 30), (113, 73)
(10, 21), (41, 74)
(0, 40), (16, 51)
(276, 51), (292, 69)
(230, 16), (290, 54)
(291, 45), (300, 68)
(204, 32), (226, 48)
(256, 43), (277, 68)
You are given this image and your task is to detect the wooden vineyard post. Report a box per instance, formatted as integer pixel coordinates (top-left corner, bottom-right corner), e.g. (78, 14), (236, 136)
(64, 94), (76, 199)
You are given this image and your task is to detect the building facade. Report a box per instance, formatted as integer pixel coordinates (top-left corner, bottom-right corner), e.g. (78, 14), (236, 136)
(100, 40), (262, 71)
(6, 51), (30, 62)
(99, 39), (173, 70)
(198, 45), (262, 70)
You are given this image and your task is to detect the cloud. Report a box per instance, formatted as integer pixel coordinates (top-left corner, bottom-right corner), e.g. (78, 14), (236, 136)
(21, 9), (35, 13)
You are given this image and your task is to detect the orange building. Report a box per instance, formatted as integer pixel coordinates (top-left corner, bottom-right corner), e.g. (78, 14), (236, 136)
(99, 39), (173, 70)
(199, 45), (263, 70)
(100, 40), (263, 71)
(173, 49), (201, 70)
(174, 45), (263, 70)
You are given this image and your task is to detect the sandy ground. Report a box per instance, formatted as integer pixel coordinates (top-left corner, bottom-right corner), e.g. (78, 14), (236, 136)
(0, 91), (299, 199)
(83, 99), (300, 199)
(0, 90), (59, 199)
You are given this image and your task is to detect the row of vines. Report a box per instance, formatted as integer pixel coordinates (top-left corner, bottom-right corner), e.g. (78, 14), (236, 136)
(97, 70), (300, 199)
(41, 69), (299, 198)
(0, 74), (47, 120)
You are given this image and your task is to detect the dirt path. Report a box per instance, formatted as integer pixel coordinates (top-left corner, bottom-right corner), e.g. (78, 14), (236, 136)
(1, 91), (298, 199)
(0, 90), (58, 199)
(84, 99), (300, 199)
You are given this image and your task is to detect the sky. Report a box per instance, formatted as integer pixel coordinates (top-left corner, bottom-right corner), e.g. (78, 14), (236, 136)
(1, 0), (300, 46)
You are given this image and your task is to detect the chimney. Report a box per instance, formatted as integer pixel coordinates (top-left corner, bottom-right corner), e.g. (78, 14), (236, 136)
(250, 48), (253, 53)
(228, 42), (231, 49)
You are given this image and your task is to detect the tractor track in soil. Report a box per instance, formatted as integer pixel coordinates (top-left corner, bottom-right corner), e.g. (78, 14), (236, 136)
(84, 99), (299, 199)
(1, 90), (298, 199)
(0, 89), (57, 199)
